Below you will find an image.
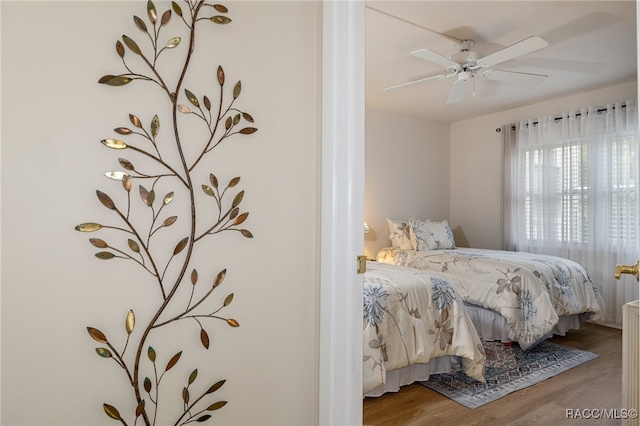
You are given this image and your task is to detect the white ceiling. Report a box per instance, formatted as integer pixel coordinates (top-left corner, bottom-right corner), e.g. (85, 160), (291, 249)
(365, 1), (637, 122)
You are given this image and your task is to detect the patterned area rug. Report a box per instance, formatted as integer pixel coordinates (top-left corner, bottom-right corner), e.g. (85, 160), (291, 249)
(420, 340), (598, 409)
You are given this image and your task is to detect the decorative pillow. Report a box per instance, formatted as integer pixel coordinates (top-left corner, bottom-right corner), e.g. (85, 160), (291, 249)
(385, 218), (413, 249)
(409, 218), (456, 250)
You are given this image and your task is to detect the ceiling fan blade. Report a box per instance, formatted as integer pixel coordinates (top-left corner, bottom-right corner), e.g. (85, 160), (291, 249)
(384, 73), (453, 91)
(411, 49), (461, 72)
(366, 5), (463, 44)
(446, 75), (470, 104)
(477, 36), (548, 68)
(481, 69), (548, 83)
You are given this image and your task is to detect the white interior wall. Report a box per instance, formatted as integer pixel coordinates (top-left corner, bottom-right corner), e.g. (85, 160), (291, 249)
(1, 2), (320, 425)
(364, 107), (450, 258)
(449, 80), (637, 249)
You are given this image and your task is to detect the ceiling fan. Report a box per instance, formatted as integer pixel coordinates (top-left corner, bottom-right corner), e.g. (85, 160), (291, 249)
(386, 36), (549, 104)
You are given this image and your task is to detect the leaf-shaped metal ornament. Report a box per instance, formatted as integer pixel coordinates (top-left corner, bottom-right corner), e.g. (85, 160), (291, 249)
(147, 346), (156, 362)
(122, 175), (132, 192)
(217, 66), (225, 85)
(177, 104), (191, 114)
(191, 269), (198, 285)
(90, 238), (109, 248)
(182, 387), (190, 404)
(87, 327), (108, 343)
(97, 190), (115, 210)
(135, 400), (146, 418)
(203, 95), (211, 111)
(210, 173), (218, 188)
(98, 75), (116, 84)
(114, 127), (133, 135)
(104, 171), (129, 181)
(163, 216), (177, 227)
(171, 1), (183, 16)
(234, 212), (248, 226)
(232, 190), (244, 208)
(118, 158), (135, 170)
(240, 229), (253, 238)
(103, 404), (121, 420)
(211, 15), (232, 24)
(213, 4), (229, 13)
(96, 191), (116, 210)
(130, 114), (143, 128)
(96, 347), (112, 358)
(151, 115), (160, 138)
(213, 269), (226, 288)
(125, 310), (135, 334)
(223, 293), (234, 306)
(242, 112), (255, 123)
(147, 0), (157, 24)
(134, 15), (148, 32)
(185, 89), (199, 107)
(104, 76), (132, 86)
(229, 207), (239, 220)
(188, 369), (198, 385)
(101, 139), (128, 149)
(228, 177), (240, 187)
(173, 237), (188, 255)
(239, 127), (258, 135)
(233, 81), (241, 99)
(115, 40), (125, 58)
(196, 415), (212, 422)
(205, 379), (226, 394)
(207, 401), (228, 411)
(201, 185), (214, 196)
(161, 9), (171, 26)
(95, 252), (116, 259)
(165, 351), (182, 371)
(165, 37), (181, 49)
(225, 116), (232, 130)
(227, 319), (239, 327)
(122, 35), (142, 56)
(128, 239), (140, 253)
(138, 185), (153, 206)
(163, 191), (174, 205)
(233, 114), (241, 125)
(200, 328), (210, 349)
(144, 377), (152, 393)
(75, 223), (103, 232)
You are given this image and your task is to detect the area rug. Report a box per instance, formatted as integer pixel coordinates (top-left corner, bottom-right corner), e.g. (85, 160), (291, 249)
(419, 340), (598, 409)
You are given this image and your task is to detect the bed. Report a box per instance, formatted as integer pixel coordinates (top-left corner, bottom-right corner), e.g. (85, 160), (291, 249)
(378, 218), (607, 351)
(363, 260), (486, 397)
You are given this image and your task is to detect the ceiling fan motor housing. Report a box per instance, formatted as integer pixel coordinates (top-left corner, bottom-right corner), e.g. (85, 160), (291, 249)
(450, 50), (482, 72)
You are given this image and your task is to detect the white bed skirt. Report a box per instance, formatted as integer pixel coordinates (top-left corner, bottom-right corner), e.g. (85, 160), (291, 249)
(363, 305), (586, 398)
(364, 355), (454, 398)
(464, 303), (586, 342)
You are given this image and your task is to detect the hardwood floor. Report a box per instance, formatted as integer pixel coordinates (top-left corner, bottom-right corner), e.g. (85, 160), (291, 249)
(363, 323), (623, 426)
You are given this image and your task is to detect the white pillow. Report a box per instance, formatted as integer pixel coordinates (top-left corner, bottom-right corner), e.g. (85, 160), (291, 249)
(385, 218), (413, 249)
(409, 218), (456, 250)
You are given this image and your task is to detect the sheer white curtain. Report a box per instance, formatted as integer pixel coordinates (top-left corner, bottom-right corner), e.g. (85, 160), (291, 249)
(503, 99), (639, 327)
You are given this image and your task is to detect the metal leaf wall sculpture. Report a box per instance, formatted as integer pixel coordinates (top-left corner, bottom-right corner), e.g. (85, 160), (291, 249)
(76, 1), (257, 424)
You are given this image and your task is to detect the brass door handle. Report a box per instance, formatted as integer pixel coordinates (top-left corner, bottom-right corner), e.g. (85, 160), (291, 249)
(615, 260), (639, 281)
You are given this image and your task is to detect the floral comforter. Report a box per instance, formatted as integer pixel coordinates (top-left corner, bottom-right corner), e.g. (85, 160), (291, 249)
(376, 247), (606, 350)
(363, 261), (485, 396)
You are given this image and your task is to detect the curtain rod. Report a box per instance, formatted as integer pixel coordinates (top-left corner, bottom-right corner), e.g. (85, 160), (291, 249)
(496, 103), (627, 132)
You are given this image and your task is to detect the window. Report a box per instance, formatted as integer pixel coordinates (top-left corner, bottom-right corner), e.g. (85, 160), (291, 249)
(504, 101), (640, 327)
(523, 133), (637, 247)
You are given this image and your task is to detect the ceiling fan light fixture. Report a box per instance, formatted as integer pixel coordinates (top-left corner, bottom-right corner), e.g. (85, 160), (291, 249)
(458, 71), (472, 81)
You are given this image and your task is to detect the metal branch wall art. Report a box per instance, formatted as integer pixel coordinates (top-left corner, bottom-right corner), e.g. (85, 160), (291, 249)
(75, 1), (256, 424)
